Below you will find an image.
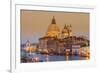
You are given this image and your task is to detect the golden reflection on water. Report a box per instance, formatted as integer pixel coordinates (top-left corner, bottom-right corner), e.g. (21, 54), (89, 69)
(86, 56), (90, 60)
(66, 56), (69, 61)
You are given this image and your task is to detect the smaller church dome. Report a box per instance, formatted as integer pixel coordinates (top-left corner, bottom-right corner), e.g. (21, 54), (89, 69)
(62, 25), (68, 33)
(62, 24), (72, 38)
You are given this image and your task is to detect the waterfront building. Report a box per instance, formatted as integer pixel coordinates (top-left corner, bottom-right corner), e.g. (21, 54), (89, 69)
(24, 41), (37, 54)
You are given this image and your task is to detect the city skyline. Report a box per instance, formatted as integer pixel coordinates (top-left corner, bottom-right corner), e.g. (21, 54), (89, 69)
(21, 10), (89, 44)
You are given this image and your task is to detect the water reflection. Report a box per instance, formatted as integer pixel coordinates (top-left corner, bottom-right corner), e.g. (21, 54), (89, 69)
(45, 54), (49, 62)
(66, 56), (69, 61)
(21, 51), (89, 63)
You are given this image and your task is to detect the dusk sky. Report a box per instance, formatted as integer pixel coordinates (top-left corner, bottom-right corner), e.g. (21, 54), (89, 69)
(20, 10), (89, 44)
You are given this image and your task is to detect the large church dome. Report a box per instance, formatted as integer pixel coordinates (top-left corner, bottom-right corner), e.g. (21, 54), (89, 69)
(46, 16), (60, 37)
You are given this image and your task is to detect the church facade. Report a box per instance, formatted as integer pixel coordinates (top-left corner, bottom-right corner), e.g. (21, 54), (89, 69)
(38, 16), (89, 55)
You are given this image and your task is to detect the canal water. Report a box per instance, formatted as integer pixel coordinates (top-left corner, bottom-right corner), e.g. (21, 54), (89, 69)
(21, 50), (87, 63)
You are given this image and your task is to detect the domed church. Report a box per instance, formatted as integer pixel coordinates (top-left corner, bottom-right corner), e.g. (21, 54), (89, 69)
(38, 16), (89, 54)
